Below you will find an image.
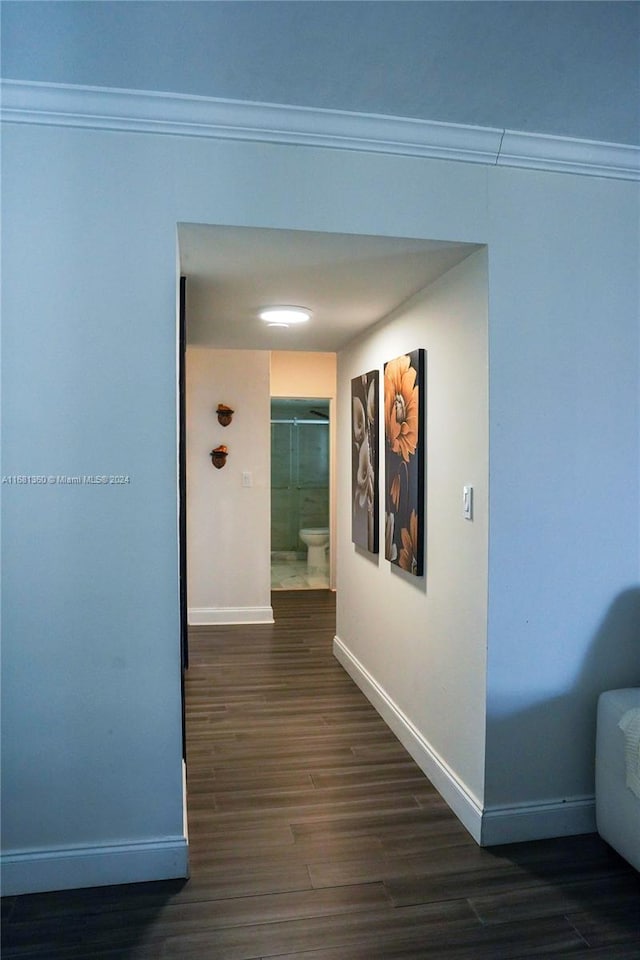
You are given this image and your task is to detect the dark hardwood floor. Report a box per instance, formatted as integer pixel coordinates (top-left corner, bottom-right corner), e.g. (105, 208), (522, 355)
(3, 590), (639, 958)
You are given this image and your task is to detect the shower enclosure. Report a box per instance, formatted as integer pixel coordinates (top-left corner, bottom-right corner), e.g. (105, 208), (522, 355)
(271, 399), (330, 576)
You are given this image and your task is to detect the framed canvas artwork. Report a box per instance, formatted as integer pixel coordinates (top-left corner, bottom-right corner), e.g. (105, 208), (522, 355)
(384, 349), (425, 576)
(351, 370), (379, 553)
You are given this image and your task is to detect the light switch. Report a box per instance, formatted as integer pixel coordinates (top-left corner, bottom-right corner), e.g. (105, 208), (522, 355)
(242, 471), (252, 488)
(463, 485), (473, 520)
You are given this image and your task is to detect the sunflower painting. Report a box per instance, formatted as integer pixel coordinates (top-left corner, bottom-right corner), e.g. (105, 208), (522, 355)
(351, 370), (379, 553)
(384, 350), (425, 576)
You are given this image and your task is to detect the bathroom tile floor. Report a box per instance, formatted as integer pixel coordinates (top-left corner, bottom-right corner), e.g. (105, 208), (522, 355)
(270, 558), (330, 590)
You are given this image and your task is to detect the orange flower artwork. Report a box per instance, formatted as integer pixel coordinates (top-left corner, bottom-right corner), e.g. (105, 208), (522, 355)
(389, 472), (401, 510)
(384, 354), (419, 463)
(398, 510), (419, 576)
(384, 349), (425, 577)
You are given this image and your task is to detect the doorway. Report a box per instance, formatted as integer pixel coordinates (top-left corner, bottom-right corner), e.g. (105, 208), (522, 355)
(270, 397), (330, 590)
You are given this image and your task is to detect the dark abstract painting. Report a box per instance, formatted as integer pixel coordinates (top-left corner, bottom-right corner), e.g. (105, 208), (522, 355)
(351, 370), (379, 553)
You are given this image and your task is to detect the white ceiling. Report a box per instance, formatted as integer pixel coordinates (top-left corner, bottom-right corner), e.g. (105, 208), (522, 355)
(179, 224), (480, 352)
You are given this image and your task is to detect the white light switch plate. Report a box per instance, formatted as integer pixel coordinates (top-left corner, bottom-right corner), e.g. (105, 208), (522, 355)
(463, 485), (473, 520)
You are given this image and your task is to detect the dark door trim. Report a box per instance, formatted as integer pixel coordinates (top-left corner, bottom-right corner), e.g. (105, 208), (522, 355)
(179, 275), (188, 759)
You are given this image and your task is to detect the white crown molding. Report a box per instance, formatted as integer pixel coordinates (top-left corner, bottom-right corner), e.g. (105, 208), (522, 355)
(0, 79), (502, 164)
(498, 129), (640, 181)
(1, 79), (638, 181)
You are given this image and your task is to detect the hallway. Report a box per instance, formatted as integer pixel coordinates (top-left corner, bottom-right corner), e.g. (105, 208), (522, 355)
(2, 591), (639, 958)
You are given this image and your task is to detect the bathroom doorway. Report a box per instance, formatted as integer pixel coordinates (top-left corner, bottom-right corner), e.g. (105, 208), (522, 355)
(271, 398), (330, 590)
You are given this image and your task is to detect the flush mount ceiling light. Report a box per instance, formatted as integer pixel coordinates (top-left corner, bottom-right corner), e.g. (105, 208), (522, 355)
(259, 306), (312, 327)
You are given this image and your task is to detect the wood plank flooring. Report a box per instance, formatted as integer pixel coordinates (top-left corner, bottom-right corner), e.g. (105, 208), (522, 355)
(3, 590), (639, 958)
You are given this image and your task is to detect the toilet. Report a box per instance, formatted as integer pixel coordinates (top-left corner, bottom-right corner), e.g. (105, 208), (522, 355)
(299, 528), (329, 571)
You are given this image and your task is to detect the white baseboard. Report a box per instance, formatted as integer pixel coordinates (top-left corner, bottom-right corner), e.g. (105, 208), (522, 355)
(1, 836), (189, 896)
(183, 759), (189, 841)
(188, 606), (274, 625)
(333, 635), (484, 843)
(480, 796), (596, 846)
(333, 635), (597, 847)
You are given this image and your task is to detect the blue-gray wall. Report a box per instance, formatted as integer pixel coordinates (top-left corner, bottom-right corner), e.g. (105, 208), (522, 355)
(3, 111), (638, 890)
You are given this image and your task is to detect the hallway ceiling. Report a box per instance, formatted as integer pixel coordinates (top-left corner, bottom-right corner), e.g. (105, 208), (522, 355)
(179, 224), (480, 352)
